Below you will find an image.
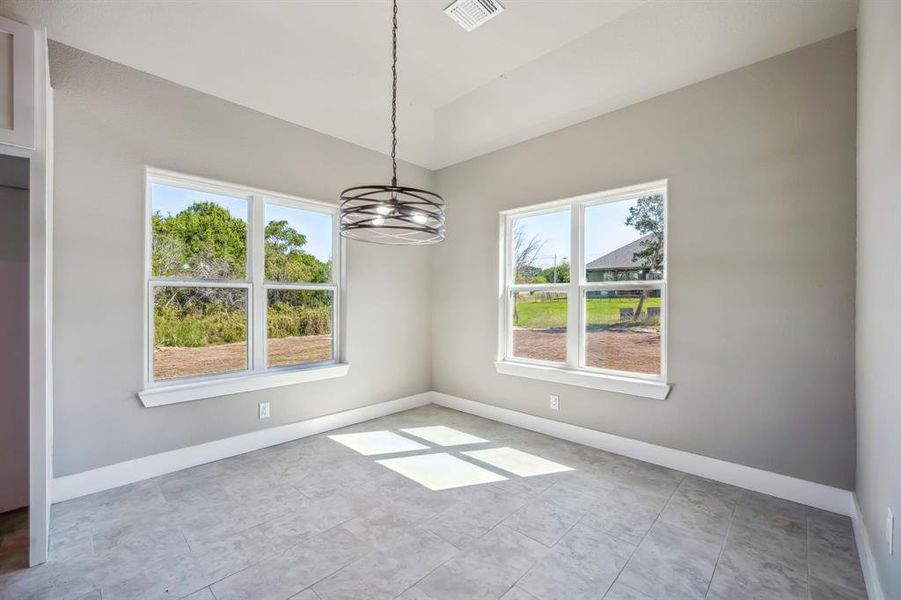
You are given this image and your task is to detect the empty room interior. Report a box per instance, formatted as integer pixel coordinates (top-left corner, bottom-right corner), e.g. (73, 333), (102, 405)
(0, 0), (899, 598)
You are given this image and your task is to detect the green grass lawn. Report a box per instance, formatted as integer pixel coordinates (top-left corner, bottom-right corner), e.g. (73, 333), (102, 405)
(514, 295), (661, 329)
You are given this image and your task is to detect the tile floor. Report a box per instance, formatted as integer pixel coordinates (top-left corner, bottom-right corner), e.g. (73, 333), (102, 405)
(0, 405), (868, 600)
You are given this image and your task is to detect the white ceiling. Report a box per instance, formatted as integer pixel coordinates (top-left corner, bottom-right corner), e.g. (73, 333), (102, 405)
(3, 0), (857, 169)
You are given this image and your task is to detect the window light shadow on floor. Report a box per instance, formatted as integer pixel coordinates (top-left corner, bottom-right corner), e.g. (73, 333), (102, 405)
(328, 430), (428, 455)
(328, 425), (574, 490)
(377, 452), (508, 491)
(400, 425), (488, 446)
(463, 447), (574, 477)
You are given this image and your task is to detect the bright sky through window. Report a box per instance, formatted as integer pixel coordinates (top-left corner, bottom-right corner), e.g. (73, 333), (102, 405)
(513, 209), (569, 270)
(584, 197), (644, 263)
(513, 200), (646, 269)
(151, 183), (247, 221)
(151, 183), (333, 263)
(266, 203), (333, 264)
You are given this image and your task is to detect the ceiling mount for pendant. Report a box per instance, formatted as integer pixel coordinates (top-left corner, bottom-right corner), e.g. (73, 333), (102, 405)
(339, 0), (446, 245)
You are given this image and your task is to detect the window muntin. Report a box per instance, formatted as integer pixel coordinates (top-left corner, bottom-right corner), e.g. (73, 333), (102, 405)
(501, 181), (666, 382)
(146, 171), (340, 386)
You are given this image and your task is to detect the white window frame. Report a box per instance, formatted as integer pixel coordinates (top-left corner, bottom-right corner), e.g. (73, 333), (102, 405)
(496, 180), (670, 400)
(139, 168), (348, 407)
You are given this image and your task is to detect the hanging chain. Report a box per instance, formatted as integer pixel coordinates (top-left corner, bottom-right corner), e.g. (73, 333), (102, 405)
(391, 0), (398, 187)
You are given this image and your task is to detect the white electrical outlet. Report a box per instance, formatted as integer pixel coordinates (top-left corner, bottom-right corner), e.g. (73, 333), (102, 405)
(886, 509), (894, 554)
(259, 402), (270, 419)
(549, 394), (560, 411)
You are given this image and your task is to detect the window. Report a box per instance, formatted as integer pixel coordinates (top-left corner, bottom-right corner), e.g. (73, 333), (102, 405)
(144, 170), (342, 398)
(499, 181), (668, 397)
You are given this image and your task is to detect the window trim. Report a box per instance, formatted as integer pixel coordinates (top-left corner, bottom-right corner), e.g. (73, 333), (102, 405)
(496, 180), (670, 399)
(140, 167), (346, 405)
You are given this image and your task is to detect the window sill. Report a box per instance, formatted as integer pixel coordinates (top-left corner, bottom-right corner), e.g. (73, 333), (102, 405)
(494, 361), (670, 400)
(138, 363), (351, 407)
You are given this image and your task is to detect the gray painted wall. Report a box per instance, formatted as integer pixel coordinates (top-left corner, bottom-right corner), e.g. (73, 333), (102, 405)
(0, 155), (29, 512)
(50, 33), (860, 495)
(431, 33), (857, 490)
(49, 43), (433, 477)
(0, 31), (12, 131)
(856, 0), (901, 594)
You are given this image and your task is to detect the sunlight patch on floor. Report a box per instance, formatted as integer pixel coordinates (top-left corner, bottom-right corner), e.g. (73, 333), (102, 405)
(377, 452), (508, 490)
(400, 425), (488, 447)
(328, 431), (428, 455)
(463, 447), (574, 477)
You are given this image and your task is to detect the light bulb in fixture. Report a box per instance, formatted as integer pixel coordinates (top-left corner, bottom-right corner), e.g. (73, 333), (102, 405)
(373, 216), (386, 226)
(412, 212), (427, 225)
(376, 204), (391, 216)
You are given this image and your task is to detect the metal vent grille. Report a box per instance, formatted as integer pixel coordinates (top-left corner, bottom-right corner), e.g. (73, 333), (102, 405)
(444, 0), (505, 32)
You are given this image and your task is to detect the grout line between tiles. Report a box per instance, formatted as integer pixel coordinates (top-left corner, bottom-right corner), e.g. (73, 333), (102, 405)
(391, 534), (462, 599)
(601, 470), (683, 597)
(806, 512), (812, 597)
(702, 502), (737, 599)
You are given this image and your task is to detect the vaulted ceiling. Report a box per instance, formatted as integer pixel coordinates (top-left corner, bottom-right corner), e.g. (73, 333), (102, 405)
(3, 0), (858, 169)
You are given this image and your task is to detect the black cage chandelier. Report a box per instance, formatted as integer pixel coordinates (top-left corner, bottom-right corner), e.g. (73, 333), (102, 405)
(339, 0), (446, 245)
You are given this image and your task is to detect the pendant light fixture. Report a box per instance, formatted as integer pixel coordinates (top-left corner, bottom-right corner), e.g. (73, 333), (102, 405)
(339, 0), (446, 245)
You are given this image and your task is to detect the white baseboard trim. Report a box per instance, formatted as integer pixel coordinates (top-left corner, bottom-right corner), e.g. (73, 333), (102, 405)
(51, 392), (432, 503)
(430, 392), (852, 516)
(52, 389), (854, 521)
(851, 493), (886, 600)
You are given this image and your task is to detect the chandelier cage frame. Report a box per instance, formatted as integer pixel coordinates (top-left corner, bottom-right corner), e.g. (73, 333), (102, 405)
(339, 0), (446, 245)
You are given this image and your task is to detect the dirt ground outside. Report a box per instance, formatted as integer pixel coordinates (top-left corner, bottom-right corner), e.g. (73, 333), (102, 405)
(155, 328), (656, 379)
(512, 327), (660, 374)
(154, 335), (333, 380)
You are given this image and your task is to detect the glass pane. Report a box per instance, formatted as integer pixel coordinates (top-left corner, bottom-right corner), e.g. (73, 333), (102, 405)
(511, 291), (567, 363)
(510, 209), (570, 284)
(267, 289), (334, 367)
(585, 289), (661, 375)
(153, 286), (248, 380)
(585, 194), (664, 282)
(151, 183), (248, 279)
(265, 204), (333, 283)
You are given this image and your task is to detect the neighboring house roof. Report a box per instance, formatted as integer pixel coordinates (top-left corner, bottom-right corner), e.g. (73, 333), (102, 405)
(586, 234), (655, 270)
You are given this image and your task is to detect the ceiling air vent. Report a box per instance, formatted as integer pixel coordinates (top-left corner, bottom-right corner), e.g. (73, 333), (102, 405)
(444, 0), (505, 32)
